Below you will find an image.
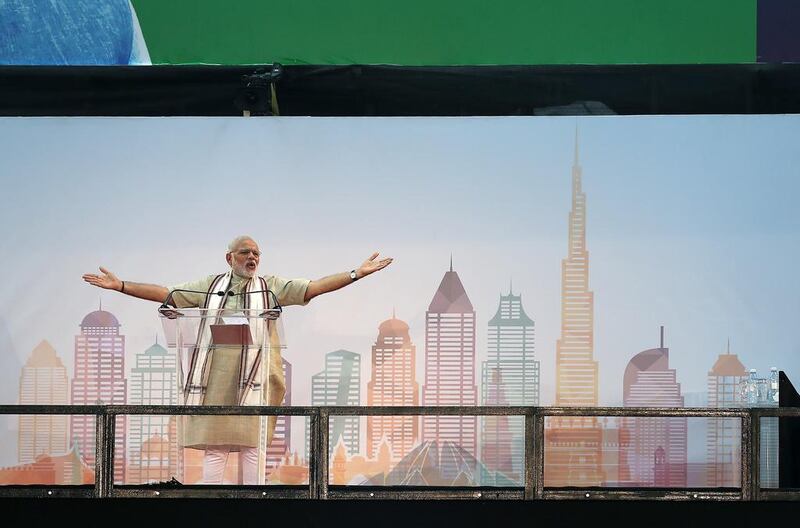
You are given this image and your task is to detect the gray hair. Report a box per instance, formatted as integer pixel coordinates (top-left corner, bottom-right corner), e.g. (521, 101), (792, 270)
(227, 235), (256, 253)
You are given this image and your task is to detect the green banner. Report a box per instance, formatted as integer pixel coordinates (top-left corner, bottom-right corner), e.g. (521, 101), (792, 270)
(132, 0), (756, 66)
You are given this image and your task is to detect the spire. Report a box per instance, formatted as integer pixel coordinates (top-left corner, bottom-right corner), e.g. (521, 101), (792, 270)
(726, 338), (731, 355)
(574, 122), (580, 166)
(449, 254), (453, 272)
(429, 265), (474, 313)
(155, 332), (159, 346)
(392, 306), (396, 319)
(99, 297), (102, 311)
(509, 278), (513, 295)
(660, 325), (665, 349)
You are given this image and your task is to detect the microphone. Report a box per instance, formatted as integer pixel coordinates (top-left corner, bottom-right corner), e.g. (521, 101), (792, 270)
(226, 289), (282, 319)
(227, 289), (279, 305)
(161, 288), (229, 310)
(159, 288), (281, 319)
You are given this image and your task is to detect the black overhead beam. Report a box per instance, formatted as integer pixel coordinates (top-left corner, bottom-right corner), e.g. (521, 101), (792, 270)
(1, 64), (800, 117)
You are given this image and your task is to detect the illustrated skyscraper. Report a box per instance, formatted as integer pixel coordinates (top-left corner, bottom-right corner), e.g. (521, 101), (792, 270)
(128, 339), (177, 484)
(308, 350), (361, 457)
(266, 358), (292, 479)
(761, 371), (779, 488)
(367, 312), (419, 462)
(706, 343), (746, 487)
(18, 340), (69, 464)
(481, 286), (539, 481)
(544, 129), (603, 486)
(422, 260), (477, 457)
(622, 328), (687, 486)
(70, 308), (127, 483)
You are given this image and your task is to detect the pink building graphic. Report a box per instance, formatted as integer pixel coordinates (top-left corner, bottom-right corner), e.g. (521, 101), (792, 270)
(70, 309), (127, 483)
(622, 328), (687, 487)
(367, 312), (419, 462)
(422, 261), (477, 458)
(481, 368), (514, 476)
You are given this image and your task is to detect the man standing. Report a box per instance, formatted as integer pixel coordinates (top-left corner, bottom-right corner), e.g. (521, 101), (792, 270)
(83, 235), (392, 484)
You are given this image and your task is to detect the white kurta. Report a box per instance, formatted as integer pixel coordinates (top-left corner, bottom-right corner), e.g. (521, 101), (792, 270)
(170, 272), (309, 449)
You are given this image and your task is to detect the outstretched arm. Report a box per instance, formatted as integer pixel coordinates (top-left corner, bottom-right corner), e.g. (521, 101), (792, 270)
(304, 252), (393, 303)
(82, 266), (169, 303)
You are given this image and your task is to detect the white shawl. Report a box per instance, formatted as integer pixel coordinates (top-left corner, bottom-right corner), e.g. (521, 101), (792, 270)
(181, 271), (272, 407)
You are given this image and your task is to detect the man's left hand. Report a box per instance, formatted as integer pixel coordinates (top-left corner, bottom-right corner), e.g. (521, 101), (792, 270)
(357, 252), (393, 278)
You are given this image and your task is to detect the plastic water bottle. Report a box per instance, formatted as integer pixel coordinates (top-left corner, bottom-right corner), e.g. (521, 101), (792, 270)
(740, 376), (752, 404)
(756, 378), (769, 405)
(745, 369), (759, 405)
(769, 367), (779, 404)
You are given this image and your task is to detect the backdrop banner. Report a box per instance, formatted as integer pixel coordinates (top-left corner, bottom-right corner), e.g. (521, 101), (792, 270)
(0, 115), (797, 488)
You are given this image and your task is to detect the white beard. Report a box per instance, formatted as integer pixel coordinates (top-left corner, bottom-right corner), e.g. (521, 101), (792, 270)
(232, 263), (257, 278)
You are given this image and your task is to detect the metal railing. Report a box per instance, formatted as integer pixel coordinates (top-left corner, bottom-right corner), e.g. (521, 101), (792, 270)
(1, 405), (798, 500)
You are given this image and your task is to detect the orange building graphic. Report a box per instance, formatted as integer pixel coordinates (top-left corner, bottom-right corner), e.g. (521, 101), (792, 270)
(706, 344), (747, 487)
(127, 433), (179, 485)
(18, 340), (69, 465)
(331, 436), (393, 485)
(544, 130), (604, 487)
(367, 312), (419, 462)
(0, 444), (93, 485)
(597, 417), (631, 485)
(269, 451), (309, 485)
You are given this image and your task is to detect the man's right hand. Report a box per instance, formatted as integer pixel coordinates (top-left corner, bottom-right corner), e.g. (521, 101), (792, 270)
(82, 266), (122, 291)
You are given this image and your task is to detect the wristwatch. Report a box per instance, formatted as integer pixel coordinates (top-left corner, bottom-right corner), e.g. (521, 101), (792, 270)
(350, 269), (359, 281)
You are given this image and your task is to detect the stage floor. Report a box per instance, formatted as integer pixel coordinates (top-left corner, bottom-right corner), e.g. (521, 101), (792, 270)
(4, 498), (798, 528)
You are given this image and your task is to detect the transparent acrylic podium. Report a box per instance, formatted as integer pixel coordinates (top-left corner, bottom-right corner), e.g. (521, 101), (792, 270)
(159, 306), (286, 485)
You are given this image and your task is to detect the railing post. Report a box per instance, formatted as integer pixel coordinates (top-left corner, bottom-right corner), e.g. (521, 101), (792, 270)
(524, 409), (544, 500)
(94, 409), (115, 498)
(308, 408), (330, 499)
(741, 409), (760, 501)
(534, 409), (545, 499)
(318, 408), (330, 499)
(308, 411), (320, 499)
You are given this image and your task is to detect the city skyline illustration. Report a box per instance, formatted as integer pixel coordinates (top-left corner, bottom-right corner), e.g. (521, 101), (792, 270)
(4, 273), (777, 486)
(0, 115), (798, 481)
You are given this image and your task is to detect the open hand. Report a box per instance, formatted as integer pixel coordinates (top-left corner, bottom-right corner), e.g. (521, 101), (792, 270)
(82, 266), (122, 291)
(357, 252), (393, 278)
